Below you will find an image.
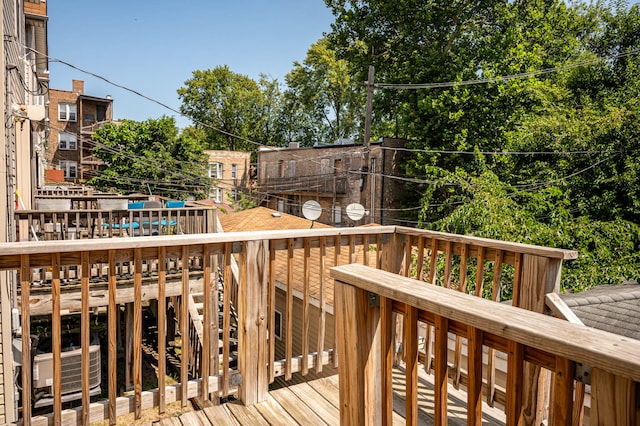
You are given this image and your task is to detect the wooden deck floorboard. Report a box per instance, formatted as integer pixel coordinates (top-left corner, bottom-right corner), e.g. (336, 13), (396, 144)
(176, 368), (507, 425)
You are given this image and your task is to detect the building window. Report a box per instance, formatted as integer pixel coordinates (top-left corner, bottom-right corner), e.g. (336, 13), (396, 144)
(212, 187), (223, 203)
(232, 188), (239, 201)
(321, 158), (330, 174)
(334, 159), (343, 175)
(274, 310), (282, 340)
(59, 160), (77, 179)
(231, 164), (237, 179)
(278, 160), (284, 178)
(96, 105), (107, 122)
(288, 160), (296, 178)
(58, 133), (77, 150)
(208, 162), (222, 179)
(277, 199), (284, 212)
(334, 205), (342, 224)
(58, 103), (77, 121)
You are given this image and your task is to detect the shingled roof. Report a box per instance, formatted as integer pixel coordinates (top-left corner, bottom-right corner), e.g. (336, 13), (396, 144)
(561, 282), (640, 341)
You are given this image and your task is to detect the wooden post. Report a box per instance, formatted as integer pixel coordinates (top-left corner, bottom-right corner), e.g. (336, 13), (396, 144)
(591, 368), (639, 425)
(238, 240), (269, 405)
(518, 254), (563, 425)
(334, 279), (382, 425)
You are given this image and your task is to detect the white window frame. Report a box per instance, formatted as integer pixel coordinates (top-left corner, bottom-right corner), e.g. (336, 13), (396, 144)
(334, 205), (342, 224)
(58, 132), (77, 150)
(231, 163), (237, 179)
(59, 160), (77, 179)
(212, 187), (223, 203)
(58, 103), (77, 121)
(209, 162), (223, 179)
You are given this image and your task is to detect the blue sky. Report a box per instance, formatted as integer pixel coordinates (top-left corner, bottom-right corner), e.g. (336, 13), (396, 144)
(47, 1), (335, 128)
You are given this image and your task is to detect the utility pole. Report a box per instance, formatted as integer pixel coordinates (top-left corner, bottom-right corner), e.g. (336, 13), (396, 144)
(362, 66), (375, 223)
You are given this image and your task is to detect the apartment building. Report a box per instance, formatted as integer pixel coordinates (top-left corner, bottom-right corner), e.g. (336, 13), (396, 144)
(1, 0), (49, 422)
(256, 138), (411, 227)
(206, 150), (252, 208)
(47, 79), (113, 182)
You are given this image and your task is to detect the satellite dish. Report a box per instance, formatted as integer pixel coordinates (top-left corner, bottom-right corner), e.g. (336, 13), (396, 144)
(302, 200), (322, 221)
(346, 203), (366, 221)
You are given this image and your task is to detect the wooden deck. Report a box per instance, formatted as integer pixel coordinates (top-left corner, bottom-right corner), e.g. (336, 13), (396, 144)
(159, 369), (506, 425)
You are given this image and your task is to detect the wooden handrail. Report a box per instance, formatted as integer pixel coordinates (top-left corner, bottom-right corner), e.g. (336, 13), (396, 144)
(331, 263), (640, 425)
(5, 226), (584, 425)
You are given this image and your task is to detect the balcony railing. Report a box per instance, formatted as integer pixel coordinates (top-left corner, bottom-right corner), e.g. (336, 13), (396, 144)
(258, 173), (347, 195)
(15, 207), (216, 241)
(7, 225), (633, 425)
(331, 264), (640, 425)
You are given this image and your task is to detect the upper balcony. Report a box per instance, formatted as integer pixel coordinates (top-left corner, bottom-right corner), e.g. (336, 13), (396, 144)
(2, 223), (638, 425)
(257, 173), (348, 196)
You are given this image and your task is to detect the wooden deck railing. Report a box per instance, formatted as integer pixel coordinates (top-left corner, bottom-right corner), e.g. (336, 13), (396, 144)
(331, 263), (640, 425)
(1, 225), (585, 425)
(15, 207), (216, 241)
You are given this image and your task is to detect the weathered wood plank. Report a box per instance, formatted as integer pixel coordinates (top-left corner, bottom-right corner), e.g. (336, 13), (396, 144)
(286, 381), (340, 424)
(51, 253), (62, 425)
(158, 247), (167, 413)
(467, 326), (484, 426)
(180, 246), (190, 407)
(20, 255), (32, 426)
(252, 395), (297, 425)
(269, 386), (327, 425)
(330, 264), (640, 383)
(81, 252), (90, 424)
(433, 315), (449, 426)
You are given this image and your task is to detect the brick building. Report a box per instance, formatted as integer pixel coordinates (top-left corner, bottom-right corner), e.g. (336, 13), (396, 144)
(256, 138), (411, 226)
(47, 80), (113, 182)
(206, 150), (252, 208)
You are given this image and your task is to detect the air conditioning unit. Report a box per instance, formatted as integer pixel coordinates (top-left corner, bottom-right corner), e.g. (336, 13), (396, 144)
(15, 333), (102, 409)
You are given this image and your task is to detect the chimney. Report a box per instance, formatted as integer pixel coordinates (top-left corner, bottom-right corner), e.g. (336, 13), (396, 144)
(72, 79), (84, 94)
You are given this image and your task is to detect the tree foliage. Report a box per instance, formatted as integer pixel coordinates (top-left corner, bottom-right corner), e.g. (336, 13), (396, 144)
(87, 116), (211, 200)
(325, 0), (640, 291)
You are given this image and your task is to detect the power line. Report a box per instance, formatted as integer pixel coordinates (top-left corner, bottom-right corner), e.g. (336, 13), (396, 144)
(374, 48), (640, 90)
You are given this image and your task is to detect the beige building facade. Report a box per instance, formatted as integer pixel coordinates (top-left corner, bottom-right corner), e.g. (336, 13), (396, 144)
(205, 150), (252, 208)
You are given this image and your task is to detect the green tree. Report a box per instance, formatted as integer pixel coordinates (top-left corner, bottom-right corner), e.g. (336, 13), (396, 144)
(284, 38), (364, 146)
(178, 66), (283, 151)
(87, 116), (211, 200)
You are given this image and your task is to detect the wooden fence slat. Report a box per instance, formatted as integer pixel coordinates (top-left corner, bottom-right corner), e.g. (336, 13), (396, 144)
(134, 248), (143, 419)
(428, 238), (438, 284)
(302, 238), (310, 376)
(333, 235), (341, 369)
(180, 246), (190, 407)
(316, 237), (326, 374)
(405, 305), (419, 426)
(20, 255), (32, 426)
(467, 326), (484, 426)
(158, 247), (166, 413)
(285, 238), (294, 381)
(474, 246), (485, 297)
(51, 253), (62, 426)
(434, 315), (449, 426)
(81, 252), (90, 424)
(222, 243), (232, 396)
(108, 250), (117, 425)
(202, 244), (211, 400)
(552, 357), (574, 426)
(506, 340), (524, 425)
(416, 236), (425, 280)
(269, 243), (276, 382)
(381, 296), (394, 425)
(443, 241), (453, 288)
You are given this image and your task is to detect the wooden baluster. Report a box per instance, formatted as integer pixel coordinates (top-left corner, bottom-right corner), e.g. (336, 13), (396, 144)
(363, 234), (369, 266)
(20, 255), (31, 426)
(316, 237), (326, 374)
(552, 357), (575, 426)
(404, 234), (412, 277)
(428, 238), (438, 284)
(406, 305), (419, 426)
(81, 252), (90, 424)
(52, 252), (62, 425)
(180, 246), (190, 407)
(467, 326), (484, 426)
(158, 247), (167, 413)
(454, 244), (469, 389)
(108, 250), (117, 425)
(202, 244), (212, 400)
(443, 241), (453, 288)
(285, 238), (294, 381)
(302, 238), (310, 376)
(134, 248), (143, 418)
(506, 340), (524, 425)
(434, 315), (449, 426)
(268, 243), (276, 383)
(333, 235), (341, 369)
(222, 243), (232, 396)
(416, 236), (425, 281)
